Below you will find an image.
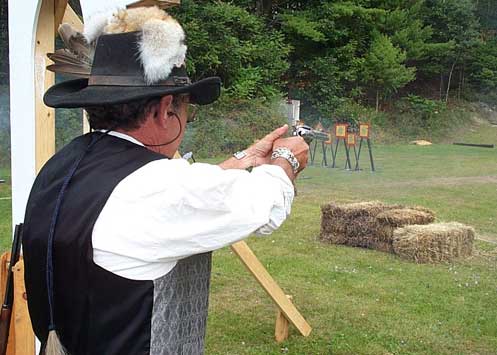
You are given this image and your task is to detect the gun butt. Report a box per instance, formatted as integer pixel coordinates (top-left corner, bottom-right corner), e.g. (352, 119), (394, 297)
(0, 306), (12, 355)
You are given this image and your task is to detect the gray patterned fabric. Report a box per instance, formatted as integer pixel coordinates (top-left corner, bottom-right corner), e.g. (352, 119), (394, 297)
(151, 253), (212, 355)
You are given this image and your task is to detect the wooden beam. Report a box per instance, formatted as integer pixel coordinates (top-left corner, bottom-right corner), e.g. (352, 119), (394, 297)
(54, 0), (69, 33)
(35, 0), (56, 173)
(231, 241), (312, 337)
(61, 4), (83, 32)
(0, 253), (15, 355)
(13, 260), (35, 355)
(275, 295), (293, 342)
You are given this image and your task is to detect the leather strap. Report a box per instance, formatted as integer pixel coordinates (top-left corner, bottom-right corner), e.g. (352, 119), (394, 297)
(88, 75), (191, 87)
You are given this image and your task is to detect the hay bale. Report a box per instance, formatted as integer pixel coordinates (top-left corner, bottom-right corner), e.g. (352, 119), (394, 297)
(320, 201), (403, 248)
(320, 202), (436, 253)
(369, 206), (435, 247)
(376, 208), (435, 227)
(392, 222), (475, 263)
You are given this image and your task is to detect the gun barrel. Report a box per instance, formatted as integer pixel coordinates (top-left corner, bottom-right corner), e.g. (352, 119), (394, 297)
(293, 125), (329, 142)
(312, 131), (329, 141)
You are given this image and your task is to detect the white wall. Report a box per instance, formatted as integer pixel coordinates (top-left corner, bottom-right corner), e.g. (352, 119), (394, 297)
(8, 0), (41, 226)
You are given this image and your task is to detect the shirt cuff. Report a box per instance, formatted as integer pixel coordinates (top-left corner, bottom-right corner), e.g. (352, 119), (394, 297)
(250, 164), (295, 235)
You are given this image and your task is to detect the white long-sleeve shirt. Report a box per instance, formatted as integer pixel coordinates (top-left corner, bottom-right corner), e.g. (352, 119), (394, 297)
(92, 131), (294, 280)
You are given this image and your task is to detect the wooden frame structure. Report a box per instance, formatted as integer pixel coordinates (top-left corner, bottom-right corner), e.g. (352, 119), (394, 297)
(8, 1), (311, 352)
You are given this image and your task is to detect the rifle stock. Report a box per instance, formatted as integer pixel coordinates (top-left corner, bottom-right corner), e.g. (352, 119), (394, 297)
(0, 307), (11, 353)
(0, 224), (23, 355)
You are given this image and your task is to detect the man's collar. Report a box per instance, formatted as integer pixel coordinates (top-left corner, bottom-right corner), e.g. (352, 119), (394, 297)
(97, 130), (144, 147)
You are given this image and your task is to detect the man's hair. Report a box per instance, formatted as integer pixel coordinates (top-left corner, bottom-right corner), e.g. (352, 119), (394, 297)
(84, 95), (182, 131)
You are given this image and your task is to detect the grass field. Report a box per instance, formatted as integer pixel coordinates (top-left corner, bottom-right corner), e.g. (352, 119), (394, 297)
(0, 120), (496, 354)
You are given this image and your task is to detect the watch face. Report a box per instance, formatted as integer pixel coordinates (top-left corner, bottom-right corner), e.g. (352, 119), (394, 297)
(234, 151), (247, 160)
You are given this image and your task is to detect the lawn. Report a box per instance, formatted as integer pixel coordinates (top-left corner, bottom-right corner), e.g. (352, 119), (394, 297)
(0, 167), (12, 251)
(0, 121), (496, 354)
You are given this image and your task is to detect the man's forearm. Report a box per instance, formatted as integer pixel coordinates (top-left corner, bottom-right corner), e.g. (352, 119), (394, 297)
(218, 157), (252, 170)
(218, 150), (257, 170)
(270, 158), (295, 182)
(218, 154), (295, 182)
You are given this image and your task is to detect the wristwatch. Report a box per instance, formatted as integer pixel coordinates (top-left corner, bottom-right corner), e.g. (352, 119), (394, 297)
(271, 147), (299, 173)
(233, 150), (256, 171)
(233, 150), (247, 160)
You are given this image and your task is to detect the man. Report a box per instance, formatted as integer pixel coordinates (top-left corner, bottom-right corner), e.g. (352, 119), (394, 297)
(22, 6), (308, 355)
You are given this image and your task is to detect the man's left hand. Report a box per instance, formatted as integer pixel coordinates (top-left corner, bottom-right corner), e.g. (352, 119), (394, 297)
(246, 124), (289, 166)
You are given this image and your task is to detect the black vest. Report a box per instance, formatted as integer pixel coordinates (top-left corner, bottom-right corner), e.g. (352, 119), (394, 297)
(23, 133), (212, 354)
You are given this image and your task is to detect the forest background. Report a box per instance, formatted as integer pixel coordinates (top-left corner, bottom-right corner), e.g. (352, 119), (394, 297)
(0, 0), (496, 162)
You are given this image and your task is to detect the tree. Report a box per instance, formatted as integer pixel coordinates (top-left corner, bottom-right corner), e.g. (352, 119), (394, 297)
(363, 34), (415, 111)
(171, 0), (290, 100)
(419, 0), (480, 101)
(467, 39), (497, 94)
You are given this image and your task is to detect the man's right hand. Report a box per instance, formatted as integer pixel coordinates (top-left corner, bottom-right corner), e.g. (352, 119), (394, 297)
(270, 137), (309, 181)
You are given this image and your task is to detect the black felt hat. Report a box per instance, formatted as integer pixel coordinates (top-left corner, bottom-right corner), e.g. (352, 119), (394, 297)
(44, 19), (221, 108)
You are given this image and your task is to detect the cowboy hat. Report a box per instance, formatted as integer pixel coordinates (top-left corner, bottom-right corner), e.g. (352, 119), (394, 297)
(44, 6), (221, 108)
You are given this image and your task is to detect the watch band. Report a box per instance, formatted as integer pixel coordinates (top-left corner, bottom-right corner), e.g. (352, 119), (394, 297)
(271, 147), (299, 173)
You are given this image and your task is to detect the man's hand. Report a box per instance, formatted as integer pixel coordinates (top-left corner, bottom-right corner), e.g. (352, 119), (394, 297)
(219, 124), (289, 170)
(245, 125), (289, 166)
(270, 136), (309, 182)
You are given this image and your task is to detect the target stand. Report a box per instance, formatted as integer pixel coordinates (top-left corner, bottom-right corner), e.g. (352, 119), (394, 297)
(354, 123), (376, 172)
(309, 131), (331, 166)
(331, 123), (353, 170)
(345, 132), (358, 170)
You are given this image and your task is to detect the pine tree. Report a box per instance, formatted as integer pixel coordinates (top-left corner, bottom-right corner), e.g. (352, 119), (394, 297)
(363, 34), (415, 111)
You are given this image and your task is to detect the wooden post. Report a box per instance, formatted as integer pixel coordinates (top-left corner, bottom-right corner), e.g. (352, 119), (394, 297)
(12, 260), (35, 355)
(61, 4), (83, 32)
(231, 241), (312, 337)
(0, 253), (15, 355)
(54, 0), (69, 33)
(275, 295), (293, 343)
(34, 0), (56, 173)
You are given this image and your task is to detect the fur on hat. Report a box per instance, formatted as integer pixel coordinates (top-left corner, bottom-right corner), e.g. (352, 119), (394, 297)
(84, 6), (187, 84)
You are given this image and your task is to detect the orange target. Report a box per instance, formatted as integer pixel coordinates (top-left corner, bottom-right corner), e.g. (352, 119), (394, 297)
(359, 123), (370, 138)
(335, 124), (348, 138)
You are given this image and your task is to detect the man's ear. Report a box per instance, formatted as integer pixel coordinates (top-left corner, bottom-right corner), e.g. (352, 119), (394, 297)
(156, 95), (174, 128)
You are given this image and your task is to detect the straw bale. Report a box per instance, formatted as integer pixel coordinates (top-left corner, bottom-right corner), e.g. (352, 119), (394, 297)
(320, 201), (403, 249)
(376, 208), (435, 228)
(375, 225), (396, 242)
(392, 222), (474, 263)
(320, 202), (436, 253)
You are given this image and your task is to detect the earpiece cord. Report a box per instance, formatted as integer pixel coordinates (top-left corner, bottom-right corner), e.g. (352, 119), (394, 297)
(143, 113), (183, 147)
